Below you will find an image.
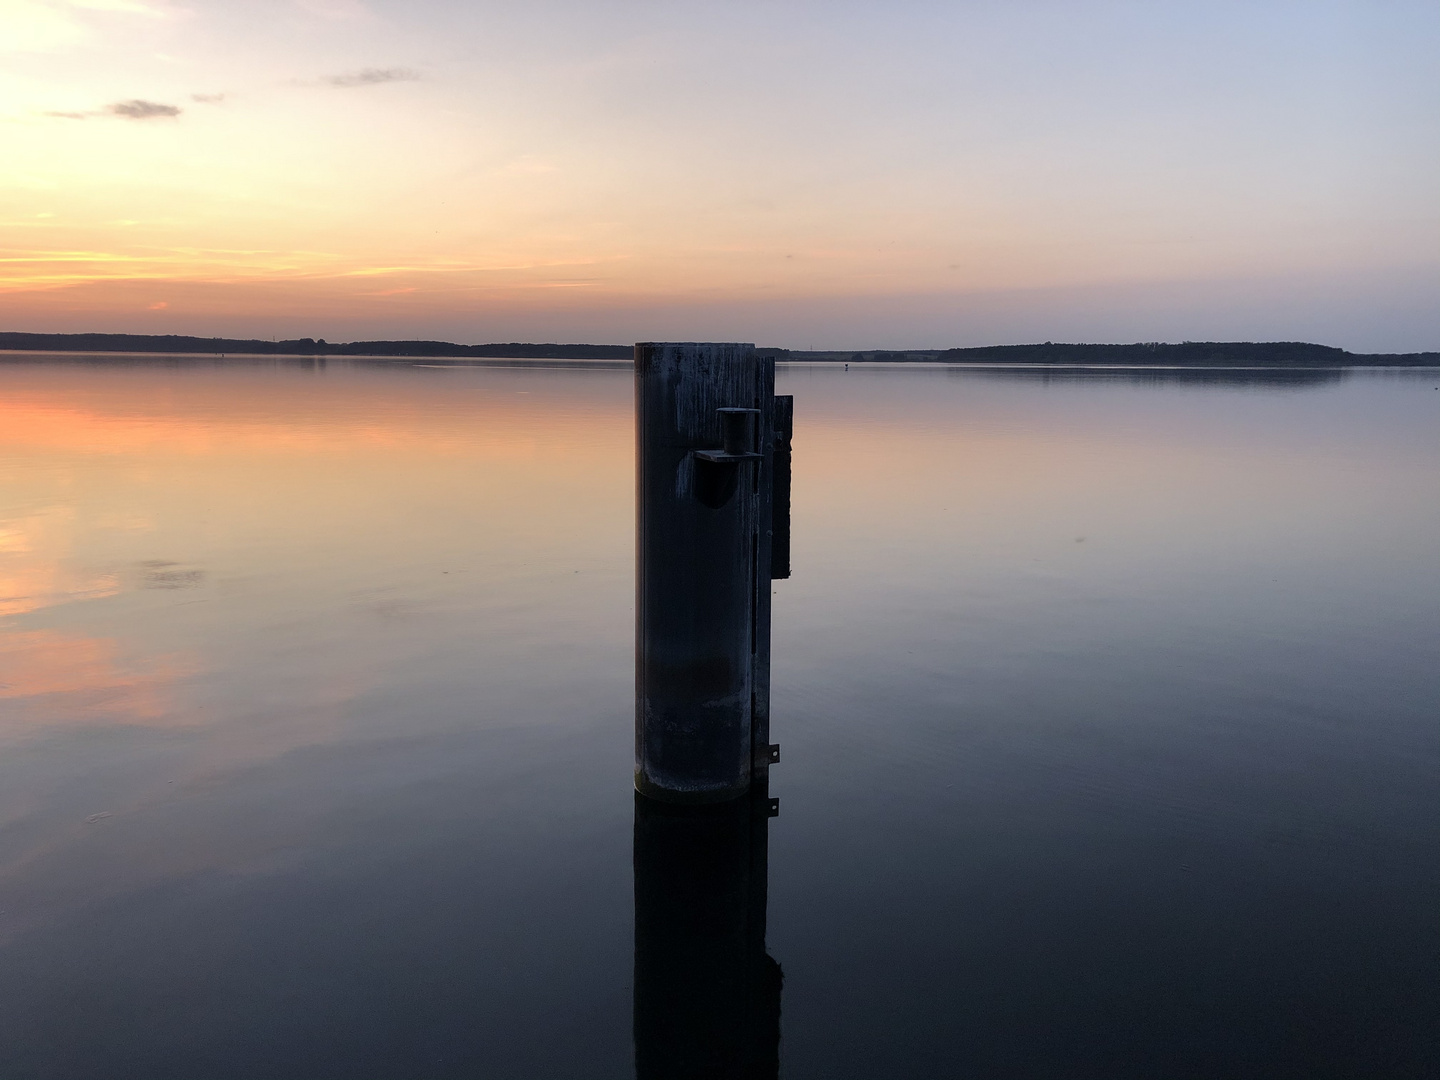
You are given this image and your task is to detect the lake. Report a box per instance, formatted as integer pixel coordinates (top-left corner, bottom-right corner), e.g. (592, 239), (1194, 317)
(1, 355), (1436, 1079)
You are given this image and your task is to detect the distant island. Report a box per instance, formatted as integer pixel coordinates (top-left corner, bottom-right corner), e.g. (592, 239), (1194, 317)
(793, 342), (1440, 365)
(2, 333), (1436, 366)
(0, 333), (633, 360)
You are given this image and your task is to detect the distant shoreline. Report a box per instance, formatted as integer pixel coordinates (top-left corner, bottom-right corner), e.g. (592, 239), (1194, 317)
(2, 333), (1437, 367)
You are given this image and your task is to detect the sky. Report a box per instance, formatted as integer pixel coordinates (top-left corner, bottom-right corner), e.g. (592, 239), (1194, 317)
(2, 0), (1438, 350)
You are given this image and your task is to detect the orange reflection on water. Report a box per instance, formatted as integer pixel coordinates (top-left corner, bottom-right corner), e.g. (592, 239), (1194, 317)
(0, 628), (196, 732)
(0, 399), (445, 459)
(0, 362), (633, 751)
(0, 371), (628, 463)
(0, 509), (120, 618)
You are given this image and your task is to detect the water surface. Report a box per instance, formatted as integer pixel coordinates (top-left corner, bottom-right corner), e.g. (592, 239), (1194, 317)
(1, 356), (1436, 1078)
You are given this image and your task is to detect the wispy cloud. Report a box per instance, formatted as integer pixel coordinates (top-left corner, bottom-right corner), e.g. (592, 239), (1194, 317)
(323, 67), (418, 88)
(68, 0), (169, 16)
(295, 0), (374, 19)
(43, 98), (191, 121)
(108, 99), (181, 119)
(190, 93), (225, 104)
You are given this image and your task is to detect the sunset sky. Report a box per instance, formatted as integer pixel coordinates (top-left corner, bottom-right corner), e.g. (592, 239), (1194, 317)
(3, 0), (1437, 349)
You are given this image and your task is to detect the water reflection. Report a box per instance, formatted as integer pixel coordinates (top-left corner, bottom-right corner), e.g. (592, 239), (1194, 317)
(634, 784), (782, 1080)
(0, 358), (1434, 1078)
(0, 628), (194, 731)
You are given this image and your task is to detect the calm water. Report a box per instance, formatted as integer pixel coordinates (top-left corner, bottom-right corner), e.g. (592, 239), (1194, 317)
(1, 356), (1436, 1079)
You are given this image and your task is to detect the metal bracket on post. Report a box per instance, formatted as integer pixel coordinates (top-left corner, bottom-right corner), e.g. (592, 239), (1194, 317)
(770, 396), (793, 581)
(695, 408), (763, 463)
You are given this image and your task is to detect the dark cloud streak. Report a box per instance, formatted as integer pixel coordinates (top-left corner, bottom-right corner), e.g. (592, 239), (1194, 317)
(108, 100), (183, 119)
(323, 67), (419, 88)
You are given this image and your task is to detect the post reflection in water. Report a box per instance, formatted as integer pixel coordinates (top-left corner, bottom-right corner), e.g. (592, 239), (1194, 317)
(633, 783), (782, 1080)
